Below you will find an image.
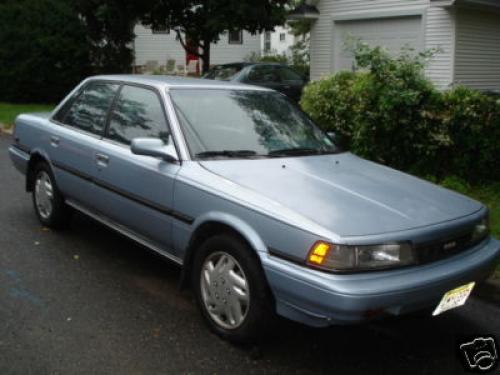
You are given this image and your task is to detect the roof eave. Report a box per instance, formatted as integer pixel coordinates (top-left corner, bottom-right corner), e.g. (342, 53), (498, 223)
(286, 4), (320, 21)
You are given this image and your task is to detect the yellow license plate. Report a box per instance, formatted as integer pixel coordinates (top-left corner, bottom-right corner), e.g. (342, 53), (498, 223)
(432, 282), (475, 316)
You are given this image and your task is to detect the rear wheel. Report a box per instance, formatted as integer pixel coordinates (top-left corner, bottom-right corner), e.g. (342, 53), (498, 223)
(192, 234), (275, 343)
(32, 162), (71, 229)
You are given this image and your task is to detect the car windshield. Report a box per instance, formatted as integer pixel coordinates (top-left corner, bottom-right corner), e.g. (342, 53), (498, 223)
(169, 89), (338, 159)
(203, 65), (242, 81)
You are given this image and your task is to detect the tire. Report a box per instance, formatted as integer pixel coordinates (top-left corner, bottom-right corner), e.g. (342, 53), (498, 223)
(192, 233), (275, 344)
(31, 161), (71, 229)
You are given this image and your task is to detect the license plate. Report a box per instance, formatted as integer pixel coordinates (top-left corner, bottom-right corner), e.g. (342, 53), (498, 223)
(432, 282), (475, 316)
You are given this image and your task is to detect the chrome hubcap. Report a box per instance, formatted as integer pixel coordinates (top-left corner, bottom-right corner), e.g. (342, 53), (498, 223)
(35, 171), (54, 220)
(200, 252), (250, 330)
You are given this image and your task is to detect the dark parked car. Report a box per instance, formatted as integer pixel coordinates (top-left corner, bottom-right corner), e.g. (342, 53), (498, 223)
(203, 62), (307, 101)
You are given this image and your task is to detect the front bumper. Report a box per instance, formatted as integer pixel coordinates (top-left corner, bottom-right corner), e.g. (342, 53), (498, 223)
(261, 236), (500, 327)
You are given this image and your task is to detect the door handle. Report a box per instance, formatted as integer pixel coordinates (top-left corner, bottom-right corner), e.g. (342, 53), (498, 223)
(50, 136), (60, 147)
(95, 153), (109, 167)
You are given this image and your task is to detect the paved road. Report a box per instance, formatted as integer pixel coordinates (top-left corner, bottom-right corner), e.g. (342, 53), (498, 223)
(0, 134), (499, 375)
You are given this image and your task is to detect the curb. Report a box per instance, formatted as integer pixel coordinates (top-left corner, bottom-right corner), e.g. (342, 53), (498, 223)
(0, 124), (13, 136)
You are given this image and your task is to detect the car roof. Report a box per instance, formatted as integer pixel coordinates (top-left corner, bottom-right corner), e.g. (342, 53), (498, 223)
(211, 62), (288, 68)
(88, 74), (271, 91)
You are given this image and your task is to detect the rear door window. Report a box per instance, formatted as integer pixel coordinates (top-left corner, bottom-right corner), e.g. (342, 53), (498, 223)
(246, 65), (281, 84)
(59, 82), (119, 135)
(204, 65), (242, 81)
(106, 85), (169, 145)
(278, 67), (304, 82)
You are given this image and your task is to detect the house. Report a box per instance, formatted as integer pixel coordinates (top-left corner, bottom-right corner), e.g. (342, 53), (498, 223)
(261, 26), (298, 57)
(133, 25), (261, 72)
(293, 0), (500, 91)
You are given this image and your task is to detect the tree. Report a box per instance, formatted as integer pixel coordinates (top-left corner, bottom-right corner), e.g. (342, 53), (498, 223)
(73, 0), (146, 74)
(0, 0), (92, 103)
(140, 0), (290, 73)
(287, 1), (313, 38)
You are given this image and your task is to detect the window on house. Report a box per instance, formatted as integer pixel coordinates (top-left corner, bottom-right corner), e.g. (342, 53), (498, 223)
(280, 33), (286, 42)
(264, 32), (271, 53)
(228, 30), (243, 44)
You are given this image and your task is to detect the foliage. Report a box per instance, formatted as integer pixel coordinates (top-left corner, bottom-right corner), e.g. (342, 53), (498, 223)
(441, 180), (500, 239)
(286, 0), (313, 37)
(440, 86), (500, 182)
(300, 71), (359, 148)
(289, 37), (310, 79)
(259, 54), (289, 64)
(140, 0), (289, 73)
(74, 0), (145, 74)
(301, 42), (499, 183)
(0, 0), (92, 103)
(0, 0), (143, 103)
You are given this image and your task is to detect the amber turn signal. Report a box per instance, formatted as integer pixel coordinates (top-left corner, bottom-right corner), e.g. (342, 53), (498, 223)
(307, 241), (332, 266)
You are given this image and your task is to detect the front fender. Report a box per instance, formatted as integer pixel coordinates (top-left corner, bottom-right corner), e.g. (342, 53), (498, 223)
(178, 211), (269, 289)
(191, 211), (268, 254)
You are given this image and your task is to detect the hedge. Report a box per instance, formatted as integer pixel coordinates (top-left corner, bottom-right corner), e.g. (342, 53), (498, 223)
(301, 44), (499, 183)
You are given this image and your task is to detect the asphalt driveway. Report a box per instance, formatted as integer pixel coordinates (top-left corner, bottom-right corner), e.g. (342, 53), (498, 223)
(0, 134), (499, 375)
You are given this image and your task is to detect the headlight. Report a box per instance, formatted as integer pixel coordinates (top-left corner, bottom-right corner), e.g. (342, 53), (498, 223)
(471, 216), (490, 244)
(306, 241), (415, 272)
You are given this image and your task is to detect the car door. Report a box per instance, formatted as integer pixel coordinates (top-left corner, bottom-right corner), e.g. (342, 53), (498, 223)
(92, 83), (181, 253)
(49, 81), (119, 210)
(276, 66), (305, 102)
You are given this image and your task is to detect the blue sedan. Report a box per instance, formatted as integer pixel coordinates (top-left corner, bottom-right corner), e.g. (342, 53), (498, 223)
(9, 75), (500, 343)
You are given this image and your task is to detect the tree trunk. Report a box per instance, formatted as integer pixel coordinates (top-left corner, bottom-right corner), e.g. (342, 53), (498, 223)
(201, 40), (211, 74)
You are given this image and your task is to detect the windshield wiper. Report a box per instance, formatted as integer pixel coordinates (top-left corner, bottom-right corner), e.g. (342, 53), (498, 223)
(195, 150), (258, 159)
(268, 147), (340, 157)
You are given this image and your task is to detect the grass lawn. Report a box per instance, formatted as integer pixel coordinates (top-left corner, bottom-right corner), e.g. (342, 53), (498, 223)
(0, 102), (54, 128)
(461, 184), (500, 239)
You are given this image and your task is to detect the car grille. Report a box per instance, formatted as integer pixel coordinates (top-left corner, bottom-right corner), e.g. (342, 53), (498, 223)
(414, 231), (478, 265)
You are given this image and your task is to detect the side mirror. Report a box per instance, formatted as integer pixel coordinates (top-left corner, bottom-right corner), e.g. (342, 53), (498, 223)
(131, 137), (178, 162)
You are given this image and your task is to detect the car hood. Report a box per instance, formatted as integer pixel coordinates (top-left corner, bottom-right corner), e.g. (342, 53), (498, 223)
(199, 153), (482, 237)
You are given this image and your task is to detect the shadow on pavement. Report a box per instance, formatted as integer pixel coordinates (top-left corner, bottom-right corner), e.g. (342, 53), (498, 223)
(64, 211), (484, 374)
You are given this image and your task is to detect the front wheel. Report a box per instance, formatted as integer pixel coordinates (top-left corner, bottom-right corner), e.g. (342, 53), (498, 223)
(192, 234), (275, 343)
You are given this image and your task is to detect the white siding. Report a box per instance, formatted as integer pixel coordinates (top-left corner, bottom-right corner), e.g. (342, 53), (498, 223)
(133, 25), (261, 67)
(424, 6), (455, 90)
(310, 0), (429, 80)
(454, 8), (500, 91)
(333, 16), (423, 71)
(261, 26), (297, 57)
(133, 25), (185, 66)
(210, 32), (261, 64)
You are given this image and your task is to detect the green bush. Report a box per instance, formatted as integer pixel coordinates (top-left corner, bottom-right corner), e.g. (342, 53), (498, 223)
(440, 86), (500, 182)
(0, 0), (92, 103)
(300, 71), (359, 149)
(300, 43), (499, 183)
